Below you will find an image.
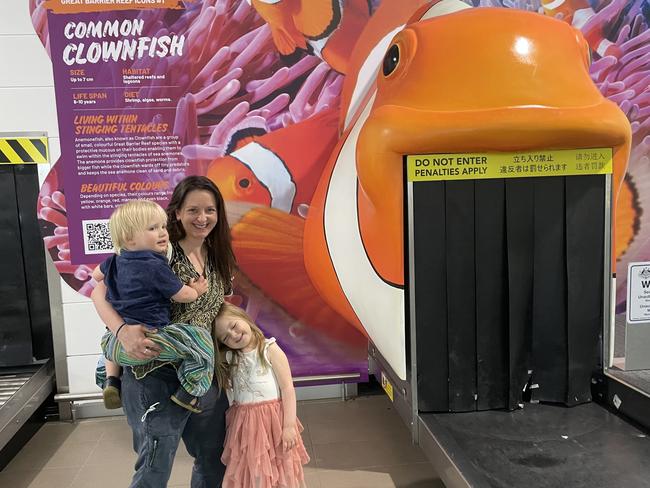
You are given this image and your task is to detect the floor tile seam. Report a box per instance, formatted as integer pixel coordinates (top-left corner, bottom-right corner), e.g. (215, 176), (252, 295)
(80, 436), (109, 469)
(309, 436), (417, 447)
(314, 460), (430, 470)
(58, 465), (84, 488)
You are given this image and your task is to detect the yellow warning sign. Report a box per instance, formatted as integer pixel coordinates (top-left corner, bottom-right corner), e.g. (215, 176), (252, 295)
(380, 371), (394, 402)
(0, 137), (49, 164)
(407, 148), (612, 182)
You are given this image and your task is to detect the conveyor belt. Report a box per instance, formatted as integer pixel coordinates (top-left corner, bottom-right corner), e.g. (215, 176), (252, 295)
(0, 373), (33, 408)
(0, 360), (54, 451)
(421, 402), (650, 488)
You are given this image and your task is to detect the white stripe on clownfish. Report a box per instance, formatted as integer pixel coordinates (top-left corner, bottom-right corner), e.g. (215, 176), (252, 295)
(230, 142), (297, 212)
(344, 24), (405, 131)
(543, 0), (567, 11)
(572, 7), (594, 29)
(324, 91), (407, 379)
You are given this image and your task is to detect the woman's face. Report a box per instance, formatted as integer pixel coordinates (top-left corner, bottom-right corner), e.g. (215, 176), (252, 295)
(175, 189), (218, 241)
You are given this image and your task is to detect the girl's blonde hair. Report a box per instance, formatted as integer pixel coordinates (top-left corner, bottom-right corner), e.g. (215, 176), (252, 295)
(109, 200), (168, 254)
(213, 302), (268, 389)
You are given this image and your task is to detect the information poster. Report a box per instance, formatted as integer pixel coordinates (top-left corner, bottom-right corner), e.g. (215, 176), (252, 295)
(35, 0), (377, 379)
(47, 10), (187, 262)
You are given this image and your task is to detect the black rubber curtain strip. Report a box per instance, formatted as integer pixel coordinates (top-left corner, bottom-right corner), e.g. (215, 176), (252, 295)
(504, 178), (535, 410)
(0, 166), (35, 366)
(475, 179), (509, 410)
(446, 180), (478, 412)
(565, 175), (605, 406)
(531, 177), (568, 403)
(413, 180), (449, 412)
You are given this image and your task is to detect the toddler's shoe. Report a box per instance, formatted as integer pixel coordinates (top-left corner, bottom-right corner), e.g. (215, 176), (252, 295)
(103, 376), (122, 409)
(170, 388), (202, 413)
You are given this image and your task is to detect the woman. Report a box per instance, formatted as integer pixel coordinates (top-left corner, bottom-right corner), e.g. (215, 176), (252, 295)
(91, 176), (236, 488)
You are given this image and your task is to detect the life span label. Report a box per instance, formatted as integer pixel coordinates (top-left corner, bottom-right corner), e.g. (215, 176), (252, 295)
(406, 148), (613, 182)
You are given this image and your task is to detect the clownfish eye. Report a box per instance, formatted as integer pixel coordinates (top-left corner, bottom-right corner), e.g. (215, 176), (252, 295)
(238, 178), (250, 189)
(383, 44), (400, 76)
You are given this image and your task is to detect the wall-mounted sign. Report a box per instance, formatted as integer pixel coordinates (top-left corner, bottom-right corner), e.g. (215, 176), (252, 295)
(406, 148), (613, 182)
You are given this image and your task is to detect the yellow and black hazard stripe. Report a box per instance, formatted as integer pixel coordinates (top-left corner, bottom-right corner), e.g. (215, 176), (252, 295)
(0, 137), (48, 164)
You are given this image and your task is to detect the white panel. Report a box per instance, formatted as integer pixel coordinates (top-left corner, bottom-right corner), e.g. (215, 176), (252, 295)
(37, 161), (51, 186)
(61, 277), (93, 304)
(0, 35), (53, 87)
(48, 136), (61, 166)
(66, 355), (102, 394)
(0, 87), (59, 137)
(63, 302), (105, 355)
(0, 0), (39, 35)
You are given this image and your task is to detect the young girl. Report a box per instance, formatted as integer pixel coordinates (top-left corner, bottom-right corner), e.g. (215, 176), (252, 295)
(214, 303), (309, 488)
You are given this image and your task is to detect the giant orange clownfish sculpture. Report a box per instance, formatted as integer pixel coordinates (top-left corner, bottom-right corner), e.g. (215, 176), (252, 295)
(303, 2), (631, 378)
(215, 0), (631, 379)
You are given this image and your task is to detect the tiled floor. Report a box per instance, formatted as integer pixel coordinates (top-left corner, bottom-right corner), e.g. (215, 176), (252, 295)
(0, 395), (444, 488)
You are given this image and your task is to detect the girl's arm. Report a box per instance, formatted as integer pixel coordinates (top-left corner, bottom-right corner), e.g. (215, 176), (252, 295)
(268, 343), (298, 451)
(90, 281), (160, 360)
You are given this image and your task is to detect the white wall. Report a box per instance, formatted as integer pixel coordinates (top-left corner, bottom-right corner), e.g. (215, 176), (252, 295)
(2, 0), (104, 396)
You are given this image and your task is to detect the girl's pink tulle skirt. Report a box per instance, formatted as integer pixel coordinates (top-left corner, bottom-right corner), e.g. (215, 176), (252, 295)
(222, 399), (310, 488)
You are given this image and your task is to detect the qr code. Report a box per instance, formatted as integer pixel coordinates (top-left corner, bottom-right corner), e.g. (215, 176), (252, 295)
(82, 219), (113, 254)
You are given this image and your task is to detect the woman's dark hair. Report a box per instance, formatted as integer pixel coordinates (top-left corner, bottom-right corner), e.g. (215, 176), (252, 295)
(167, 176), (236, 285)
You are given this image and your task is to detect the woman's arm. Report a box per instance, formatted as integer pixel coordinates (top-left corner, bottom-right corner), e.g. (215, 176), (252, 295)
(268, 343), (297, 451)
(90, 281), (160, 360)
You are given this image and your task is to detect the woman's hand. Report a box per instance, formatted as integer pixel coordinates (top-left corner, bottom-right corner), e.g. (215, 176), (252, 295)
(281, 425), (298, 451)
(119, 325), (161, 361)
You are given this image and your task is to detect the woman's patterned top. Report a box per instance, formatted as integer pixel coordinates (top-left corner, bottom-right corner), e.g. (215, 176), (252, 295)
(131, 241), (228, 379)
(168, 241), (228, 329)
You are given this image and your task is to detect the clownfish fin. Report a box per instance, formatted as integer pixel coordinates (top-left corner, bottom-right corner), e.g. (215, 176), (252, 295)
(294, 0), (340, 39)
(270, 25), (304, 55)
(252, 0), (307, 55)
(616, 173), (642, 261)
(231, 207), (366, 344)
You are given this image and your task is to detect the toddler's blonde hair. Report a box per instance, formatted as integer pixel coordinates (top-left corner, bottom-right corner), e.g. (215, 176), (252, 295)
(109, 200), (167, 254)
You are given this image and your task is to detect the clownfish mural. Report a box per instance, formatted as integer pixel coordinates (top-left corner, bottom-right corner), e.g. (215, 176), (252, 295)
(250, 0), (372, 73)
(540, 0), (622, 58)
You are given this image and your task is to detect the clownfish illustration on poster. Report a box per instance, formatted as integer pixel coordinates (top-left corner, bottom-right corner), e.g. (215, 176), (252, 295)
(250, 0), (372, 74)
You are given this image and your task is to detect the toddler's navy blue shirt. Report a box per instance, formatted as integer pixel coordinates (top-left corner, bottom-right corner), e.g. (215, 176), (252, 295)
(100, 250), (184, 329)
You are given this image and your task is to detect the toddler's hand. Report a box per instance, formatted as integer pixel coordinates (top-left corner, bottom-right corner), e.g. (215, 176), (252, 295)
(281, 426), (297, 452)
(189, 276), (208, 296)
